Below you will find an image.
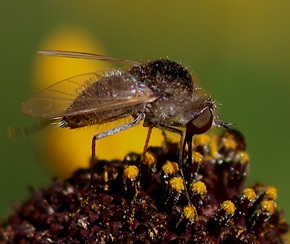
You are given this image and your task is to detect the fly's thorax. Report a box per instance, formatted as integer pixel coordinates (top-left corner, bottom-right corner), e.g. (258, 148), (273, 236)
(130, 58), (196, 124)
(143, 96), (192, 124)
(129, 59), (195, 97)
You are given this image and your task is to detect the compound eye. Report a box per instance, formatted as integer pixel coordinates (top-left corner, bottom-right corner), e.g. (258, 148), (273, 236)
(186, 107), (214, 136)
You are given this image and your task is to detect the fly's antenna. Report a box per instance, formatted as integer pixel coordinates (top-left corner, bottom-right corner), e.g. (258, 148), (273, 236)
(214, 120), (234, 130)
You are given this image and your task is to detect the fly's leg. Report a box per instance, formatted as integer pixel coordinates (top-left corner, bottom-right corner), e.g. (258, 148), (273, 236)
(71, 114), (144, 216)
(140, 127), (153, 162)
(185, 131), (193, 167)
(90, 113), (144, 187)
(155, 125), (193, 204)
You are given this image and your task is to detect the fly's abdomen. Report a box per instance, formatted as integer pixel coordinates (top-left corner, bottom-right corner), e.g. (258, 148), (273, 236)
(59, 109), (134, 129)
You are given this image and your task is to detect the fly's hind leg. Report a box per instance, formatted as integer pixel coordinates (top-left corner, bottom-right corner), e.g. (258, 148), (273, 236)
(140, 127), (153, 162)
(90, 113), (144, 187)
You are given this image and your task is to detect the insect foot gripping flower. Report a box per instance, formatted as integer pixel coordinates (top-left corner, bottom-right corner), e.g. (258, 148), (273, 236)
(0, 130), (288, 243)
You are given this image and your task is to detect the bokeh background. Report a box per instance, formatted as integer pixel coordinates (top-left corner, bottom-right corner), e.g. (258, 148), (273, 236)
(1, 1), (289, 224)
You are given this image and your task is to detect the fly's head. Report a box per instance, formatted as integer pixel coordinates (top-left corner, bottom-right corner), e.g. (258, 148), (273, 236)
(180, 96), (218, 137)
(184, 97), (232, 137)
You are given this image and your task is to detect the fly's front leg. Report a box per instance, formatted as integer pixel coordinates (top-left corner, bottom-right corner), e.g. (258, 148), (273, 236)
(157, 125), (194, 172)
(90, 113), (144, 187)
(155, 125), (192, 203)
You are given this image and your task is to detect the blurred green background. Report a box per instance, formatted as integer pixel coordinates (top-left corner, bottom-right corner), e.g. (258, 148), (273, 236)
(0, 1), (289, 223)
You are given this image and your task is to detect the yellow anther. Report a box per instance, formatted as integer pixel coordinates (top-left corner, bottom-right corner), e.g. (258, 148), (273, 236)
(261, 200), (277, 215)
(192, 152), (203, 164)
(103, 169), (109, 191)
(148, 227), (158, 239)
(210, 135), (219, 158)
(193, 134), (211, 147)
(221, 200), (236, 215)
(242, 188), (257, 203)
(123, 165), (139, 180)
(265, 186), (278, 200)
(221, 134), (237, 150)
(169, 177), (185, 192)
(162, 161), (179, 175)
(191, 181), (207, 195)
(183, 205), (198, 221)
(144, 152), (155, 166)
(235, 151), (250, 164)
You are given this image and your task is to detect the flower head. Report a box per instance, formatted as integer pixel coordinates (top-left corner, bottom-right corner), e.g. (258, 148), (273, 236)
(0, 130), (288, 243)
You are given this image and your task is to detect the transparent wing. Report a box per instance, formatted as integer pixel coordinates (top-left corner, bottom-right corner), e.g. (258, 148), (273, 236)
(38, 50), (141, 66)
(22, 71), (156, 119)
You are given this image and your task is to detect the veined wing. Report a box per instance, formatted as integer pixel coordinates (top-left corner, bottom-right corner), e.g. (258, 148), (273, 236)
(22, 71), (157, 119)
(38, 50), (141, 66)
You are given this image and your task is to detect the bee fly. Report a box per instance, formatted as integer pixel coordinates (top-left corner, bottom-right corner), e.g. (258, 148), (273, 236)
(22, 50), (230, 199)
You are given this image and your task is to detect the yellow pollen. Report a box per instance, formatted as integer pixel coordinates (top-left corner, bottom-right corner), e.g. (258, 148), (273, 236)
(123, 165), (139, 180)
(144, 152), (155, 166)
(242, 188), (257, 202)
(191, 181), (207, 195)
(210, 135), (219, 158)
(261, 200), (277, 215)
(162, 161), (179, 175)
(265, 186), (278, 200)
(235, 151), (250, 164)
(221, 200), (236, 215)
(221, 135), (237, 150)
(192, 152), (203, 164)
(183, 205), (198, 220)
(169, 177), (185, 192)
(193, 134), (211, 147)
